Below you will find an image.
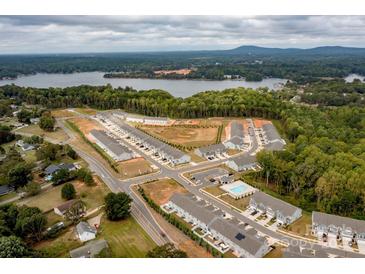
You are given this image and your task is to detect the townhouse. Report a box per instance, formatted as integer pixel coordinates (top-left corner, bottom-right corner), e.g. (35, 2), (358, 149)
(90, 129), (134, 161)
(249, 191), (302, 225)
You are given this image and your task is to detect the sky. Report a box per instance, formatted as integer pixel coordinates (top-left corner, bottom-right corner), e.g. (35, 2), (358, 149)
(1, 15), (365, 54)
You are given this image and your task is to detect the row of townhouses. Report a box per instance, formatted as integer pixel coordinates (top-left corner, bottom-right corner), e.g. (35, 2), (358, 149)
(89, 129), (134, 161)
(167, 193), (270, 258)
(100, 114), (190, 166)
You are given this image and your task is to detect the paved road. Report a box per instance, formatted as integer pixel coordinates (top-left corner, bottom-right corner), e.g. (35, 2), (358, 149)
(55, 113), (364, 257)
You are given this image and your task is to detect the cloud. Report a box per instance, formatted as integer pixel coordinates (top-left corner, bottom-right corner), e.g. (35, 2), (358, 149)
(0, 16), (365, 54)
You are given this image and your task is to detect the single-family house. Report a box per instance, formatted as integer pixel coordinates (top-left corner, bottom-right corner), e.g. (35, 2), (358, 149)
(249, 191), (302, 225)
(70, 239), (109, 258)
(76, 221), (97, 242)
(44, 163), (77, 180)
(16, 140), (35, 152)
(54, 199), (77, 217)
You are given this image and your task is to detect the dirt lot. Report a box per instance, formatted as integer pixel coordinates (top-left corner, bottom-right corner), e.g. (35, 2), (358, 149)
(140, 125), (218, 147)
(51, 109), (77, 118)
(74, 108), (98, 115)
(68, 117), (103, 136)
(253, 118), (271, 128)
(140, 178), (187, 205)
(15, 124), (69, 143)
(119, 157), (154, 179)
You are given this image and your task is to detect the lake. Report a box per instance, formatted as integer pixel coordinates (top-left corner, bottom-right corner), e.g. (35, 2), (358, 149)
(0, 72), (287, 98)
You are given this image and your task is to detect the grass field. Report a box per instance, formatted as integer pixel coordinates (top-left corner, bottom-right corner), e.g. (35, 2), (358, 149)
(141, 178), (187, 205)
(18, 178), (109, 212)
(203, 185), (227, 197)
(140, 125), (218, 147)
(74, 108), (98, 115)
(285, 212), (313, 237)
(219, 195), (250, 211)
(51, 109), (77, 118)
(119, 157), (154, 178)
(0, 192), (17, 204)
(35, 226), (83, 258)
(15, 124), (68, 143)
(98, 216), (156, 258)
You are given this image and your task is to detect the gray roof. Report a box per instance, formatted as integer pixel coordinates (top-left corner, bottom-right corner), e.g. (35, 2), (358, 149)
(108, 118), (188, 161)
(44, 164), (60, 175)
(45, 163), (76, 175)
(70, 239), (108, 258)
(170, 193), (216, 225)
(76, 221), (97, 235)
(230, 121), (244, 138)
(226, 136), (245, 146)
(90, 130), (132, 156)
(251, 191), (301, 217)
(209, 217), (266, 256)
(196, 143), (227, 154)
(264, 141), (285, 151)
(230, 155), (257, 167)
(312, 211), (365, 234)
(0, 185), (14, 195)
(262, 123), (282, 142)
(170, 193), (267, 257)
(143, 117), (168, 122)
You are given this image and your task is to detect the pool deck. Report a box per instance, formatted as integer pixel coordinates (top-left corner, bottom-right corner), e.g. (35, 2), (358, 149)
(220, 180), (256, 199)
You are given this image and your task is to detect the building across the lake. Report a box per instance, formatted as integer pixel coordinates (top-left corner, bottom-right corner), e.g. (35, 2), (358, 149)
(166, 193), (270, 258)
(226, 155), (258, 172)
(90, 129), (134, 161)
(249, 191), (302, 225)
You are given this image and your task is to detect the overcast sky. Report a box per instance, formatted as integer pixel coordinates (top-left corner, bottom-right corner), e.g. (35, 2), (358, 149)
(1, 16), (365, 54)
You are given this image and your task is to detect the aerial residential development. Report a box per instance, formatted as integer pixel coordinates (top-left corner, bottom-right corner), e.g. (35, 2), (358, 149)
(0, 15), (365, 269)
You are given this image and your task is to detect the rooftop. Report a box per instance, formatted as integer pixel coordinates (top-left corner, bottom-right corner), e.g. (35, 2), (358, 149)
(90, 129), (132, 156)
(313, 211), (365, 234)
(262, 123), (282, 142)
(230, 121), (244, 139)
(251, 191), (301, 217)
(76, 221), (97, 235)
(69, 239), (108, 258)
(196, 143), (227, 154)
(229, 155), (257, 167)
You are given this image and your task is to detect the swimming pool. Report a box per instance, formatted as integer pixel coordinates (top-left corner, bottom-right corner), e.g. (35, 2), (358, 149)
(220, 180), (256, 199)
(230, 185), (247, 195)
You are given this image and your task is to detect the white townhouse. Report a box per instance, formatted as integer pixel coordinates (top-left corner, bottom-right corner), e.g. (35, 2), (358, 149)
(90, 129), (134, 161)
(249, 191), (302, 225)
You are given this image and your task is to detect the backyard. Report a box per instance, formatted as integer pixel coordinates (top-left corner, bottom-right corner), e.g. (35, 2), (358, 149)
(98, 216), (156, 258)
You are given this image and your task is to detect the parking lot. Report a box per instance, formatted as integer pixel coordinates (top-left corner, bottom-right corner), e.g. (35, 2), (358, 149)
(190, 167), (231, 186)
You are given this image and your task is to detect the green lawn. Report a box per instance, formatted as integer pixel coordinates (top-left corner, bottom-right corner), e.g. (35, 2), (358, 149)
(98, 217), (156, 258)
(0, 192), (17, 204)
(203, 185), (227, 197)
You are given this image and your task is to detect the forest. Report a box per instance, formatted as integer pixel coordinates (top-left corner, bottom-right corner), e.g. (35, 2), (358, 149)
(0, 83), (364, 218)
(2, 46), (365, 83)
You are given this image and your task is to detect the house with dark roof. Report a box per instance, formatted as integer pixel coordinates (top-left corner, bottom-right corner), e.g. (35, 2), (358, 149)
(44, 163), (77, 180)
(70, 239), (109, 258)
(76, 221), (97, 242)
(90, 129), (134, 161)
(54, 199), (77, 217)
(226, 155), (258, 172)
(0, 185), (14, 196)
(16, 140), (35, 152)
(249, 191), (302, 225)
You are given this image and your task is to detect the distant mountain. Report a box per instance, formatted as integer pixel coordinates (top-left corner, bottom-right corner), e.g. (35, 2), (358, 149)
(226, 45), (365, 56)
